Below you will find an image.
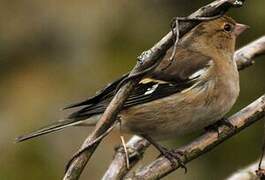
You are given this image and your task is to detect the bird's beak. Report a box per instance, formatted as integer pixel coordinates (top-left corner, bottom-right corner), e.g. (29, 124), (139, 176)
(234, 23), (249, 36)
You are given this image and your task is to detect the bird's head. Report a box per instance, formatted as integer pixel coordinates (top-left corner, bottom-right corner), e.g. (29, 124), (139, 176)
(181, 15), (249, 58)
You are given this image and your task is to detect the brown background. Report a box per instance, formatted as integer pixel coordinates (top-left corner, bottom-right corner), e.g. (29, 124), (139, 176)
(1, 0), (265, 179)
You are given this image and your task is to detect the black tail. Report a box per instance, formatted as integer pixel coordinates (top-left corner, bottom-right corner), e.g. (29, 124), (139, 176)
(15, 119), (84, 142)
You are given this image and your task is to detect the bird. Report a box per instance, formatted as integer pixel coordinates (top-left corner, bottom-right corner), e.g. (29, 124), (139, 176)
(16, 16), (248, 160)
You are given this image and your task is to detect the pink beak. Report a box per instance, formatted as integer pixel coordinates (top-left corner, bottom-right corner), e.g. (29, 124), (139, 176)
(234, 23), (249, 36)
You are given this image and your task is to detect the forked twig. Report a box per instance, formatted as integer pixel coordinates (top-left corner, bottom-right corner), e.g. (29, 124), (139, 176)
(163, 14), (224, 71)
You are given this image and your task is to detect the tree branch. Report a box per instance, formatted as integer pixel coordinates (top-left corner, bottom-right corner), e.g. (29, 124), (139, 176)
(103, 35), (265, 180)
(236, 36), (265, 70)
(63, 0), (245, 179)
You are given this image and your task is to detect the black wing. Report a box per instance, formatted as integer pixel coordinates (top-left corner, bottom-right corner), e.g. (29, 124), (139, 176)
(67, 78), (196, 120)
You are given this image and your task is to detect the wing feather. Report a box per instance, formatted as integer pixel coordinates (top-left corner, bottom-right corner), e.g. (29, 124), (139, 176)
(68, 79), (196, 120)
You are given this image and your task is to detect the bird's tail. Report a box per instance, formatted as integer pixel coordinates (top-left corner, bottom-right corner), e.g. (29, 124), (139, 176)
(15, 117), (98, 142)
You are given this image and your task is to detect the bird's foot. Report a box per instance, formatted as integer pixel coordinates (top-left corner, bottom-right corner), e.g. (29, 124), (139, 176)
(142, 134), (187, 172)
(221, 118), (236, 131)
(204, 121), (221, 136)
(158, 147), (187, 173)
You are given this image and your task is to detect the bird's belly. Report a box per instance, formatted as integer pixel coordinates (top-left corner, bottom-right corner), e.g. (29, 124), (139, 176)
(119, 81), (238, 140)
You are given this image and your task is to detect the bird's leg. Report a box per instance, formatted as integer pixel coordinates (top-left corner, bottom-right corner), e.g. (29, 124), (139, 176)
(142, 134), (187, 173)
(204, 120), (221, 136)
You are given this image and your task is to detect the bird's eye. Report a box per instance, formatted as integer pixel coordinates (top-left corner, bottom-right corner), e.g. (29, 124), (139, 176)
(223, 23), (232, 32)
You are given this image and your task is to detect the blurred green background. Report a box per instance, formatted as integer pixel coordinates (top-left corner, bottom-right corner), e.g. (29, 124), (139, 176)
(1, 0), (265, 179)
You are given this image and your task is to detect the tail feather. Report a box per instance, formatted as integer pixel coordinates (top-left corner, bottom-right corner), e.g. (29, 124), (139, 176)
(16, 119), (85, 142)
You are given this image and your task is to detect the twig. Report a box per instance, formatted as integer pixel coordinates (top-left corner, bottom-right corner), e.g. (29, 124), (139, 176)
(163, 14), (224, 71)
(235, 36), (265, 70)
(102, 136), (150, 180)
(257, 106), (265, 177)
(120, 136), (130, 169)
(64, 121), (118, 171)
(103, 35), (265, 180)
(257, 143), (265, 179)
(63, 0), (245, 179)
(258, 126), (265, 171)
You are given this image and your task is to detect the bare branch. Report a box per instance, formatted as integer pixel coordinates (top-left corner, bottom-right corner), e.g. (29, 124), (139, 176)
(235, 36), (265, 70)
(63, 0), (245, 179)
(103, 35), (265, 180)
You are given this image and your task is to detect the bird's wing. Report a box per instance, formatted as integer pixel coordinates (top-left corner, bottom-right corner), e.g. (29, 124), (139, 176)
(67, 46), (212, 120)
(67, 79), (196, 120)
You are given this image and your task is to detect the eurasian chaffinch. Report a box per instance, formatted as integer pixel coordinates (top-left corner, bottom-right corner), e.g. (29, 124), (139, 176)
(17, 16), (248, 147)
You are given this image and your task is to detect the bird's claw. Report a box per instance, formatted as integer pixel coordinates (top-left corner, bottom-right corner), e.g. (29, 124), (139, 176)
(222, 118), (236, 131)
(158, 147), (187, 173)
